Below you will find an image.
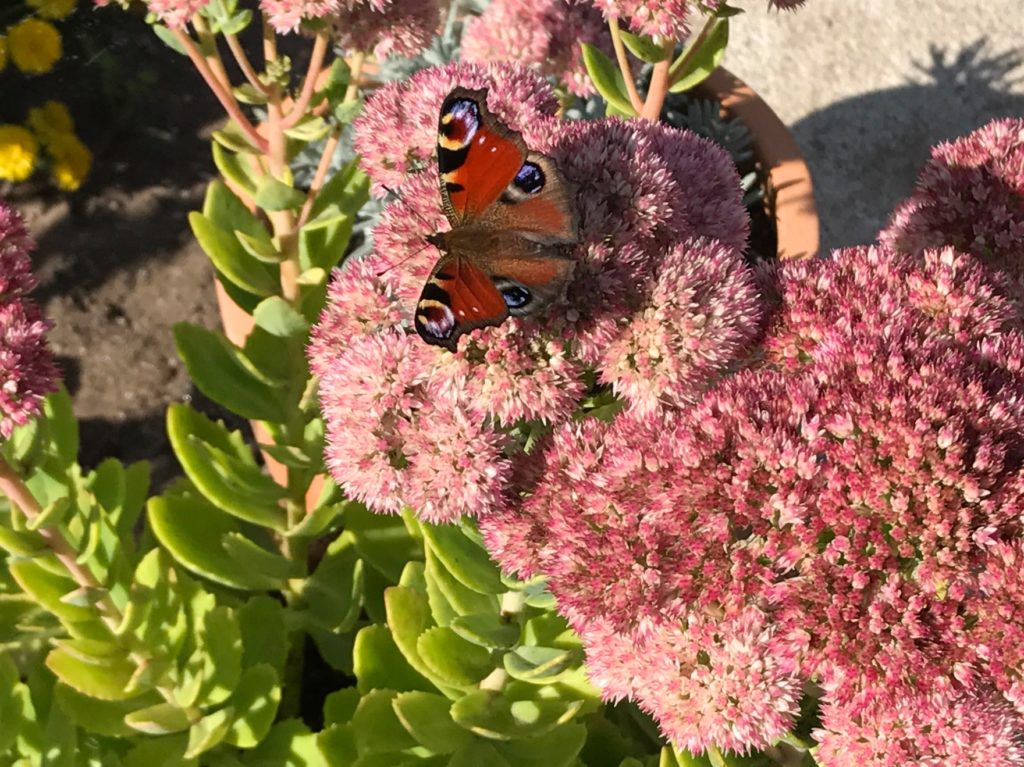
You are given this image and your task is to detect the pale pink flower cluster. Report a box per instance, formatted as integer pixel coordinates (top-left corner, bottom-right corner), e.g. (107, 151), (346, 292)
(880, 118), (1024, 297)
(461, 0), (613, 97)
(93, 0), (209, 28)
(332, 0), (439, 57)
(261, 0), (340, 33)
(312, 61), (753, 523)
(0, 203), (58, 439)
(590, 0), (691, 39)
(483, 239), (1024, 760)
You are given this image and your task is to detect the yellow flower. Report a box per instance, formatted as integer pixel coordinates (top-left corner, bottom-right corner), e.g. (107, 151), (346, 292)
(47, 133), (91, 191)
(26, 0), (77, 20)
(8, 19), (62, 75)
(0, 126), (39, 183)
(27, 101), (74, 148)
(0, 37), (7, 73)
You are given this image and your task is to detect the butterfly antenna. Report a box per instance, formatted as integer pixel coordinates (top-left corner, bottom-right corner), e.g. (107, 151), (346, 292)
(373, 184), (442, 277)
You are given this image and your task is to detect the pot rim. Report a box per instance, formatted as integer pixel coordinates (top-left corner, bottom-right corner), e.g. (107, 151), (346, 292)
(695, 67), (820, 262)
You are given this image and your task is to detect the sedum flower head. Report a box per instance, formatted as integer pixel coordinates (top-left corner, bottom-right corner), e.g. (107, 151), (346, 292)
(590, 0), (690, 39)
(7, 19), (62, 74)
(880, 118), (1024, 292)
(0, 127), (38, 184)
(260, 0), (339, 32)
(0, 202), (58, 439)
(332, 0), (440, 58)
(461, 0), (613, 98)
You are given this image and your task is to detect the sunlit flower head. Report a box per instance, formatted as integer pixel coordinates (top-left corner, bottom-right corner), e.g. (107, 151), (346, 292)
(880, 118), (1024, 292)
(0, 205), (37, 301)
(590, 0), (690, 39)
(0, 127), (38, 184)
(260, 0), (339, 32)
(48, 133), (92, 191)
(461, 0), (613, 98)
(333, 0), (439, 58)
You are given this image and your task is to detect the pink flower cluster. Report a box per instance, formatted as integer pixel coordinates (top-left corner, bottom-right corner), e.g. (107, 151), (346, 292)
(260, 0), (438, 43)
(461, 0), (613, 98)
(583, 0), (807, 40)
(92, 0), (209, 28)
(0, 203), (58, 439)
(880, 118), (1024, 299)
(311, 61), (753, 523)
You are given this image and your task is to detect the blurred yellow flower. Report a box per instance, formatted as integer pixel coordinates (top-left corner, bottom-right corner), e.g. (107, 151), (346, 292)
(8, 19), (62, 75)
(0, 37), (7, 73)
(48, 133), (91, 191)
(26, 0), (77, 20)
(27, 101), (75, 147)
(0, 126), (39, 182)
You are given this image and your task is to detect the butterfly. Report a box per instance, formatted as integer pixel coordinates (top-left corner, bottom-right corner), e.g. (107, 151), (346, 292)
(414, 87), (580, 351)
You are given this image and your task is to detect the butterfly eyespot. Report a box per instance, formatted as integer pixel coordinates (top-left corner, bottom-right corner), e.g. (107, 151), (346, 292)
(513, 163), (545, 195)
(501, 285), (532, 309)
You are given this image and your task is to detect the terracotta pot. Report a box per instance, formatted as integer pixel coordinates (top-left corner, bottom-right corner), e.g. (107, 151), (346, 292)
(695, 67), (820, 262)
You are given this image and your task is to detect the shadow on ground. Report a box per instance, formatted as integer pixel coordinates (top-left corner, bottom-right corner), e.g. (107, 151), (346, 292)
(792, 39), (1024, 251)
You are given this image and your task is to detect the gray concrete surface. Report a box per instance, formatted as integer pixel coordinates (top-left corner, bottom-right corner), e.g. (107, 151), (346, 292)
(725, 0), (1024, 251)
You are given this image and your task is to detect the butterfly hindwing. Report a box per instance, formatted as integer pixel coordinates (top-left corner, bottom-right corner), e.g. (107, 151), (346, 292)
(415, 253), (509, 351)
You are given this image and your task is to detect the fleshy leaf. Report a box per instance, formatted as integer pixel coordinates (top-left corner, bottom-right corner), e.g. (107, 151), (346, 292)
(416, 628), (493, 688)
(224, 664), (281, 748)
(353, 624), (434, 695)
(185, 706), (234, 758)
(45, 647), (141, 702)
(421, 523), (504, 595)
(124, 702), (197, 735)
(351, 689), (418, 755)
(503, 647), (577, 684)
(392, 691), (472, 754)
(581, 42), (637, 115)
(449, 614), (519, 650)
(669, 18), (729, 93)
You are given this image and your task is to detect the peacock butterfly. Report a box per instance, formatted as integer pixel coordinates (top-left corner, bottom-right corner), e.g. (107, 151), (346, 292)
(414, 87), (580, 351)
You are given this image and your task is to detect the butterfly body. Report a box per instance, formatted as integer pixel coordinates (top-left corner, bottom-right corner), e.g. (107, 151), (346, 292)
(414, 88), (580, 351)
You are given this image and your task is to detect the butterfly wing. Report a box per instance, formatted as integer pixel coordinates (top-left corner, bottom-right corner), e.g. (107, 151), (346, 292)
(415, 235), (575, 351)
(437, 89), (579, 245)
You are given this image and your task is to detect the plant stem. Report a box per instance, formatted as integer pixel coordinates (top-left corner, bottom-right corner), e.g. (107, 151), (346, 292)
(226, 33), (271, 94)
(282, 32), (329, 129)
(192, 15), (233, 91)
(0, 455), (183, 707)
(608, 17), (644, 114)
(640, 54), (672, 121)
(297, 130), (340, 229)
(172, 28), (268, 152)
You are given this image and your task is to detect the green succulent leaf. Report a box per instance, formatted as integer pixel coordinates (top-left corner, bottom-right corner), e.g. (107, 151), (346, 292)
(224, 664), (281, 748)
(298, 532), (363, 631)
(243, 719), (324, 766)
(450, 690), (584, 741)
(669, 18), (729, 93)
(0, 526), (47, 557)
(223, 532), (303, 584)
(254, 176), (307, 211)
(147, 491), (281, 590)
(392, 691), (472, 755)
(347, 503), (423, 582)
(384, 587), (460, 699)
(238, 596), (288, 673)
(8, 559), (110, 639)
(173, 324), (289, 422)
(449, 613), (519, 649)
(45, 647), (141, 701)
(417, 627), (494, 688)
(503, 646), (577, 684)
(185, 705), (234, 758)
(352, 689), (419, 755)
(324, 688), (361, 726)
(0, 657), (29, 751)
(581, 42), (637, 115)
(124, 702), (197, 735)
(284, 115), (331, 142)
(253, 296), (310, 338)
(422, 523), (504, 595)
(123, 733), (196, 767)
(43, 387), (78, 467)
(212, 142), (260, 197)
(189, 212), (278, 297)
(620, 30), (670, 62)
(496, 722), (588, 767)
(424, 546), (498, 618)
(353, 624), (434, 695)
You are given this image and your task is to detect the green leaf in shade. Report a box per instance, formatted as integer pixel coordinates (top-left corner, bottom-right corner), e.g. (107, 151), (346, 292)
(669, 18), (729, 93)
(310, 625), (357, 676)
(233, 82), (268, 106)
(450, 690), (583, 741)
(351, 689), (418, 755)
(185, 705), (234, 758)
(323, 689), (360, 729)
(392, 691), (472, 755)
(416, 627), (493, 688)
(224, 664), (280, 747)
(285, 499), (346, 539)
(222, 533), (302, 584)
(238, 596), (288, 673)
(252, 296), (309, 338)
(317, 723), (357, 764)
(212, 142), (259, 197)
(298, 532), (363, 631)
(244, 719), (321, 766)
(236, 229), (282, 263)
(43, 387), (78, 467)
(347, 503), (423, 582)
(581, 42), (637, 115)
(384, 587), (461, 700)
(0, 657), (26, 752)
(284, 115), (331, 142)
(503, 646), (577, 684)
(45, 647), (140, 701)
(167, 403), (287, 530)
(195, 605), (243, 706)
(450, 613), (520, 650)
(353, 624), (434, 695)
(124, 702), (197, 735)
(620, 30), (670, 62)
(190, 212), (278, 297)
(495, 722), (588, 767)
(423, 556), (458, 628)
(123, 734), (196, 767)
(424, 546), (498, 618)
(173, 324), (288, 422)
(422, 523), (504, 595)
(8, 559), (110, 639)
(147, 492), (280, 590)
(254, 176), (306, 211)
(152, 24), (187, 54)
(0, 526), (46, 557)
(448, 744), (512, 767)
(242, 325), (293, 388)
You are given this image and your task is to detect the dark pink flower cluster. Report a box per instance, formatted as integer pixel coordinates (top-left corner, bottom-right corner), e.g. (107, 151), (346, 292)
(311, 62), (753, 523)
(0, 202), (58, 439)
(880, 118), (1024, 296)
(583, 0), (807, 40)
(482, 242), (1024, 758)
(332, 0), (439, 57)
(461, 0), (613, 98)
